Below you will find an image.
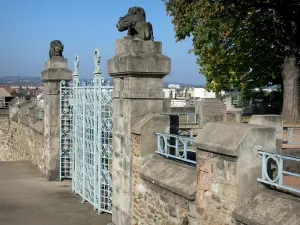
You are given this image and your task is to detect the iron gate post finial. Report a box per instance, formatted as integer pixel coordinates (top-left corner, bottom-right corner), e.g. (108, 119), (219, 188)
(73, 55), (80, 86)
(94, 48), (101, 81)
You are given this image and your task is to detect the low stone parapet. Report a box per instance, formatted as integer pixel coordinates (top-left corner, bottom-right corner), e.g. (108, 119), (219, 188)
(131, 114), (200, 225)
(193, 122), (277, 224)
(0, 99), (45, 173)
(233, 189), (300, 225)
(128, 116), (300, 224)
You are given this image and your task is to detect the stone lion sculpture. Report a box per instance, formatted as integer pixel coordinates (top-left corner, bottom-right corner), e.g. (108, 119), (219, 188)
(117, 7), (154, 41)
(49, 40), (64, 58)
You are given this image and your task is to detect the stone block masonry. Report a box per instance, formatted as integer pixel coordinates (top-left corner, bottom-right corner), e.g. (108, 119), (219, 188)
(0, 107), (44, 173)
(0, 115), (10, 160)
(129, 118), (300, 225)
(108, 38), (171, 225)
(132, 178), (197, 225)
(130, 115), (199, 225)
(194, 122), (277, 225)
(41, 56), (72, 181)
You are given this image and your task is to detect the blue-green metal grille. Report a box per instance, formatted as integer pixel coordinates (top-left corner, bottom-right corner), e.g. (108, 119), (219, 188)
(60, 50), (113, 213)
(72, 78), (113, 213)
(60, 81), (74, 179)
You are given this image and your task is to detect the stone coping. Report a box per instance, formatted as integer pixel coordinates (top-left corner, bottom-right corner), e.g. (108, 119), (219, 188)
(32, 120), (44, 134)
(139, 155), (196, 200)
(194, 122), (276, 157)
(233, 188), (300, 225)
(8, 99), (44, 132)
(41, 68), (72, 82)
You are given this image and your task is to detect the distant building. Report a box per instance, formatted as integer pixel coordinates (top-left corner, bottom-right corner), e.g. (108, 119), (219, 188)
(10, 84), (43, 90)
(163, 88), (176, 98)
(167, 84), (181, 89)
(0, 87), (12, 107)
(0, 85), (12, 94)
(171, 99), (187, 107)
(163, 86), (216, 99)
(191, 88), (216, 99)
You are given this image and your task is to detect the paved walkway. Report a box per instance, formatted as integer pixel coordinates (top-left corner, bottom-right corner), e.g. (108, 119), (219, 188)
(0, 161), (112, 225)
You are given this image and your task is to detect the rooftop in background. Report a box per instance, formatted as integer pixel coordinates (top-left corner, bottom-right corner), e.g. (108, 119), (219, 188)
(0, 87), (12, 97)
(0, 86), (12, 94)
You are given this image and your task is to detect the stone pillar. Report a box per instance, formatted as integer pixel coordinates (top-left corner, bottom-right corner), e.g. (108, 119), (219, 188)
(41, 57), (72, 181)
(249, 115), (283, 152)
(107, 38), (171, 225)
(196, 98), (227, 128)
(194, 122), (277, 224)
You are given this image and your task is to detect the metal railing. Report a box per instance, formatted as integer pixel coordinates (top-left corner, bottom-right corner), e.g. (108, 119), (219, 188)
(283, 127), (300, 145)
(156, 132), (196, 165)
(178, 129), (194, 137)
(258, 151), (300, 194)
(164, 113), (199, 125)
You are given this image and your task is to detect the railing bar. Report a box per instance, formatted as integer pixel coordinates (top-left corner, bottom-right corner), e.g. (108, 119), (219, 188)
(156, 132), (194, 140)
(258, 151), (300, 161)
(282, 171), (300, 177)
(281, 156), (300, 161)
(156, 152), (196, 165)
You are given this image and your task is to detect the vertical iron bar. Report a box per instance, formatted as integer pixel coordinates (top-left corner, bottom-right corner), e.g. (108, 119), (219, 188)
(73, 81), (78, 193)
(184, 140), (187, 160)
(157, 133), (160, 152)
(59, 81), (63, 180)
(175, 138), (179, 158)
(93, 79), (97, 210)
(82, 86), (86, 202)
(98, 80), (103, 213)
(278, 156), (284, 185)
(261, 153), (266, 180)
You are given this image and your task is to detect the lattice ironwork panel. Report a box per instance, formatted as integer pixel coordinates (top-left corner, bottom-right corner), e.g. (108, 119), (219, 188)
(72, 79), (113, 214)
(60, 81), (74, 179)
(62, 50), (113, 214)
(99, 85), (113, 213)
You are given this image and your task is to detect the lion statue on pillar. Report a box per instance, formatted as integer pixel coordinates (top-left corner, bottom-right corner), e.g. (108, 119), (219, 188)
(49, 40), (64, 58)
(116, 7), (154, 41)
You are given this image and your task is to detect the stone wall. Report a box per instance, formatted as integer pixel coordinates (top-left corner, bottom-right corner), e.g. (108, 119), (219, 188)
(131, 115), (199, 225)
(0, 115), (10, 160)
(194, 122), (300, 225)
(195, 150), (238, 225)
(108, 38), (171, 224)
(132, 176), (197, 225)
(194, 122), (277, 225)
(129, 118), (300, 225)
(0, 99), (45, 173)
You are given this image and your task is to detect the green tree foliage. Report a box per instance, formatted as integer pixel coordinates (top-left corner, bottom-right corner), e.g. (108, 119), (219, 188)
(163, 0), (300, 121)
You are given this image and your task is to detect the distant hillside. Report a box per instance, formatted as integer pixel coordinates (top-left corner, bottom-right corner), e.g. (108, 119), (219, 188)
(0, 76), (205, 88)
(0, 76), (42, 84)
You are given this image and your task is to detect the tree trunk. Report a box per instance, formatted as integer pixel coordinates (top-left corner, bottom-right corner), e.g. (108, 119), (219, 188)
(280, 77), (284, 114)
(282, 55), (300, 122)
